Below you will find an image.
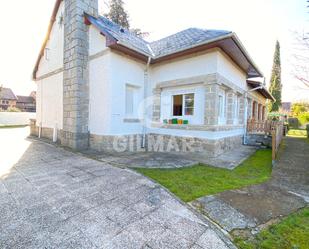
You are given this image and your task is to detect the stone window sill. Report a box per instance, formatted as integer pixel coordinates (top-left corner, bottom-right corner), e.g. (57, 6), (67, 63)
(123, 118), (143, 123)
(151, 122), (244, 131)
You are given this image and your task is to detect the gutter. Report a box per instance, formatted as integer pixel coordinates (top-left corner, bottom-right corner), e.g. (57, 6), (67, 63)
(141, 56), (152, 148)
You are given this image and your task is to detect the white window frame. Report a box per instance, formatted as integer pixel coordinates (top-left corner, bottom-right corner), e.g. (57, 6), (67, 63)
(125, 84), (140, 118)
(172, 93), (195, 117)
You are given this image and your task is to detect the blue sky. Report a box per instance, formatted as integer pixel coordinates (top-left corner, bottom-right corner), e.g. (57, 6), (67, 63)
(0, 0), (308, 101)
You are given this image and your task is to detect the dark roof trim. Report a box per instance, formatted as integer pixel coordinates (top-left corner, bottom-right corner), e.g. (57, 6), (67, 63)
(247, 80), (275, 101)
(85, 14), (263, 77)
(231, 34), (263, 78)
(84, 13), (118, 47)
(32, 0), (63, 80)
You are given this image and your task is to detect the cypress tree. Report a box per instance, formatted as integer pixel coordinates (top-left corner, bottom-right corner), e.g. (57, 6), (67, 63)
(268, 41), (282, 112)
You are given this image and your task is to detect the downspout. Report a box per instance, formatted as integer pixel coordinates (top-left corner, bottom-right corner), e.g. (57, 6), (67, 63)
(141, 56), (152, 148)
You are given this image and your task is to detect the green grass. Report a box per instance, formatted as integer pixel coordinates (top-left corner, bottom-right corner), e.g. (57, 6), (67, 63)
(136, 149), (272, 202)
(234, 207), (309, 249)
(0, 124), (28, 129)
(288, 129), (307, 138)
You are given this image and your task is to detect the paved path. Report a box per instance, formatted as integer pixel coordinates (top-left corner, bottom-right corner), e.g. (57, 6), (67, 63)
(0, 127), (234, 249)
(193, 136), (309, 233)
(84, 145), (256, 170)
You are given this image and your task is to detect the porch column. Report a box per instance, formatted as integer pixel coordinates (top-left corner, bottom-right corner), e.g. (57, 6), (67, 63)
(258, 103), (262, 120)
(152, 88), (161, 122)
(247, 98), (252, 119)
(226, 90), (236, 125)
(204, 84), (219, 125)
(262, 106), (266, 120)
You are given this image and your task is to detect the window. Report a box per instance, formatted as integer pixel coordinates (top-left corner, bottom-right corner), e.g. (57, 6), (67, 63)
(234, 96), (239, 119)
(219, 95), (224, 118)
(173, 95), (183, 116)
(125, 86), (134, 116)
(184, 94), (194, 115)
(173, 93), (194, 116)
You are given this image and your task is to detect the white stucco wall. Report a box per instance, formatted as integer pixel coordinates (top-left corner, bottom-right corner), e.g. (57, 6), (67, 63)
(36, 2), (64, 78)
(89, 51), (112, 135)
(89, 25), (108, 56)
(88, 26), (147, 135)
(216, 50), (247, 90)
(35, 2), (64, 129)
(36, 72), (63, 129)
(108, 53), (146, 135)
(150, 51), (218, 87)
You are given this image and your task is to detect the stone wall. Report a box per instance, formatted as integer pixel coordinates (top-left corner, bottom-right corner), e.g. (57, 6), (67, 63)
(89, 134), (145, 152)
(246, 134), (272, 147)
(62, 0), (98, 150)
(89, 132), (242, 156)
(204, 84), (219, 125)
(147, 134), (242, 156)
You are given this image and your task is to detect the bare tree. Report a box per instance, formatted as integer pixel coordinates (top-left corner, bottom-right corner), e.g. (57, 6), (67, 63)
(291, 1), (309, 88)
(292, 31), (309, 88)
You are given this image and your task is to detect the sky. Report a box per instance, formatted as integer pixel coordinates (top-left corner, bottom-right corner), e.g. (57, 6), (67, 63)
(0, 0), (308, 101)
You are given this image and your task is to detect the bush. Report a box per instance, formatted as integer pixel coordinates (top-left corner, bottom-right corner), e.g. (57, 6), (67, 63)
(7, 106), (21, 112)
(298, 112), (309, 126)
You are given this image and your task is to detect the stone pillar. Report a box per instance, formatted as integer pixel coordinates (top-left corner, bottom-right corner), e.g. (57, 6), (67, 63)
(152, 88), (161, 122)
(226, 90), (236, 125)
(238, 95), (245, 125)
(62, 0), (98, 150)
(247, 98), (252, 119)
(204, 84), (219, 125)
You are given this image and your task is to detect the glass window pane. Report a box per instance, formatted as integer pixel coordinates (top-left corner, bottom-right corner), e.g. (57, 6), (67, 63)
(173, 95), (183, 116)
(184, 94), (194, 115)
(125, 87), (134, 115)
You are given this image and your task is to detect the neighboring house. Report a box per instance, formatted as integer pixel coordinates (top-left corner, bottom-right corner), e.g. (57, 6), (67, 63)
(281, 102), (291, 114)
(16, 95), (36, 112)
(31, 0), (274, 155)
(0, 87), (18, 111)
(30, 91), (37, 101)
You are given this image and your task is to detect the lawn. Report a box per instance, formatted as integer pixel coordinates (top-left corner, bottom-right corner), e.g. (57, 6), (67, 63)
(234, 207), (309, 249)
(135, 149), (272, 202)
(287, 129), (307, 138)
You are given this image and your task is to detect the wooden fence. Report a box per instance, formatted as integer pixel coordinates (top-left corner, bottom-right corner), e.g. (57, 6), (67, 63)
(271, 122), (284, 162)
(247, 119), (277, 134)
(246, 119), (284, 162)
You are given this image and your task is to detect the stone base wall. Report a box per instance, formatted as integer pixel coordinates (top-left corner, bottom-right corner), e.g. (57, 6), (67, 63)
(246, 134), (272, 147)
(30, 122), (243, 155)
(147, 134), (242, 156)
(89, 134), (145, 152)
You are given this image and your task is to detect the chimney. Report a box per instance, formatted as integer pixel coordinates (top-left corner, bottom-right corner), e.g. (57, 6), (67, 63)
(62, 0), (98, 149)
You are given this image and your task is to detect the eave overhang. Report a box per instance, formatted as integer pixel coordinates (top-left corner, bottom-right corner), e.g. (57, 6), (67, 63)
(247, 80), (275, 101)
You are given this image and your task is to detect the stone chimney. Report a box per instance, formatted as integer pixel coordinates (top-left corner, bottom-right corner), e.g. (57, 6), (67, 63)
(62, 0), (98, 149)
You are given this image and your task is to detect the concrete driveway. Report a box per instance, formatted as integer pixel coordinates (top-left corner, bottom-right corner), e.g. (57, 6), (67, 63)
(193, 136), (309, 233)
(0, 127), (234, 249)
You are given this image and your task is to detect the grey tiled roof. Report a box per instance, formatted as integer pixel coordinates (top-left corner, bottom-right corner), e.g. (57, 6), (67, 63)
(90, 15), (231, 58)
(17, 96), (35, 104)
(91, 15), (152, 55)
(150, 28), (231, 58)
(0, 87), (17, 100)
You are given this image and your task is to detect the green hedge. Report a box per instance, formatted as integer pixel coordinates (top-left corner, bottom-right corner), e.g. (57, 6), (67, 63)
(298, 112), (309, 126)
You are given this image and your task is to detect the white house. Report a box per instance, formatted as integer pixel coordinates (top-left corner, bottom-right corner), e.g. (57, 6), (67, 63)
(31, 0), (274, 155)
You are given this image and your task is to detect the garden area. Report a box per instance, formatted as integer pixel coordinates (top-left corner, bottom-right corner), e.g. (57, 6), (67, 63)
(136, 149), (272, 202)
(234, 207), (309, 249)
